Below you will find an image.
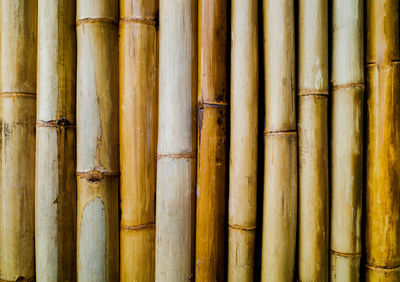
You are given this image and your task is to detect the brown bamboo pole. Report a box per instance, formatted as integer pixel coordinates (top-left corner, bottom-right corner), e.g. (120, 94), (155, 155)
(297, 0), (329, 281)
(330, 0), (363, 280)
(365, 0), (400, 280)
(156, 0), (197, 281)
(228, 0), (258, 281)
(76, 0), (119, 281)
(119, 0), (158, 281)
(0, 1), (37, 281)
(261, 0), (297, 281)
(35, 0), (77, 281)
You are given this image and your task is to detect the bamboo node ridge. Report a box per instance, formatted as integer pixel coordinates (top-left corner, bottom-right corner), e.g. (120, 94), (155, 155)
(76, 17), (118, 26)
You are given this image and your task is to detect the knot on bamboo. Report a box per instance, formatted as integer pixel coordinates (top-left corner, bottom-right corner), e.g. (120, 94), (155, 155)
(77, 170), (118, 183)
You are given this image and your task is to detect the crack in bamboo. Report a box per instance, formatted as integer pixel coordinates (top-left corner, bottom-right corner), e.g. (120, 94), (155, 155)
(121, 222), (155, 231)
(120, 17), (157, 28)
(76, 17), (118, 26)
(331, 83), (365, 90)
(157, 153), (196, 160)
(0, 92), (36, 98)
(330, 250), (361, 259)
(228, 223), (256, 231)
(36, 119), (75, 128)
(365, 264), (400, 272)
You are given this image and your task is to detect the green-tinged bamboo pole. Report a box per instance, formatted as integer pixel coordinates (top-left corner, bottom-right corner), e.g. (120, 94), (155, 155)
(36, 0), (77, 281)
(76, 0), (119, 281)
(261, 0), (297, 281)
(119, 0), (158, 281)
(228, 1), (258, 281)
(365, 0), (400, 280)
(330, 0), (363, 280)
(156, 0), (197, 281)
(297, 0), (329, 281)
(0, 1), (37, 281)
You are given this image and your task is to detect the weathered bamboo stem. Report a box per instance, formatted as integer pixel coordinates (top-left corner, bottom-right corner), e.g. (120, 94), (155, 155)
(156, 0), (197, 281)
(0, 1), (37, 281)
(297, 0), (329, 281)
(76, 0), (119, 281)
(330, 0), (364, 280)
(36, 0), (77, 281)
(365, 0), (400, 280)
(261, 0), (297, 281)
(228, 1), (258, 281)
(119, 0), (158, 281)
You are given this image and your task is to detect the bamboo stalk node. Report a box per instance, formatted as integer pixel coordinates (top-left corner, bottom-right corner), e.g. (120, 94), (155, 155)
(121, 223), (155, 231)
(0, 92), (36, 98)
(298, 89), (329, 97)
(331, 83), (364, 90)
(120, 17), (157, 28)
(228, 223), (256, 231)
(36, 118), (75, 128)
(365, 264), (400, 272)
(197, 100), (227, 109)
(330, 250), (361, 259)
(263, 130), (297, 136)
(157, 153), (196, 160)
(76, 17), (118, 26)
(77, 170), (119, 183)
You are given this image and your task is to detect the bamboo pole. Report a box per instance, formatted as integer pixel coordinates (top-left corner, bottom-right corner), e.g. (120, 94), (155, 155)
(365, 0), (400, 280)
(261, 0), (297, 281)
(35, 0), (76, 281)
(0, 1), (37, 281)
(330, 0), (363, 280)
(228, 1), (258, 281)
(156, 0), (197, 281)
(195, 0), (228, 281)
(76, 0), (119, 281)
(119, 1), (158, 281)
(297, 0), (329, 281)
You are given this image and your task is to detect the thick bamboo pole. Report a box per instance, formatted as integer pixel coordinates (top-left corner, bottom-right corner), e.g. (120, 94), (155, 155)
(365, 0), (400, 280)
(228, 1), (258, 281)
(156, 0), (197, 281)
(195, 0), (228, 281)
(36, 0), (76, 281)
(76, 0), (119, 281)
(0, 1), (37, 281)
(330, 0), (363, 280)
(297, 0), (329, 281)
(119, 1), (158, 281)
(261, 0), (297, 281)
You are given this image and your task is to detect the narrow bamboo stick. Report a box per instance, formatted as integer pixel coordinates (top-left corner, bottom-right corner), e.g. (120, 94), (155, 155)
(228, 1), (258, 281)
(297, 0), (329, 281)
(330, 0), (364, 280)
(261, 0), (297, 281)
(119, 1), (158, 281)
(365, 0), (400, 280)
(36, 0), (77, 281)
(156, 0), (197, 281)
(76, 0), (119, 281)
(0, 1), (37, 281)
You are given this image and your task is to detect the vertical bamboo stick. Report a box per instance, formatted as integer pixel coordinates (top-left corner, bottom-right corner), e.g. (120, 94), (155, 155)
(36, 0), (76, 281)
(330, 0), (364, 280)
(156, 0), (197, 281)
(365, 0), (400, 280)
(228, 1), (258, 281)
(261, 0), (297, 281)
(195, 0), (228, 281)
(76, 0), (119, 281)
(0, 1), (37, 281)
(119, 0), (158, 281)
(297, 0), (329, 281)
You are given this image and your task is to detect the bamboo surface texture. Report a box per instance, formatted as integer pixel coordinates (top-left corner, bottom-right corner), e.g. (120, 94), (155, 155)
(228, 1), (258, 281)
(0, 1), (37, 281)
(365, 0), (400, 280)
(261, 0), (297, 281)
(156, 0), (197, 281)
(76, 0), (119, 281)
(297, 0), (329, 281)
(120, 0), (158, 281)
(36, 0), (77, 281)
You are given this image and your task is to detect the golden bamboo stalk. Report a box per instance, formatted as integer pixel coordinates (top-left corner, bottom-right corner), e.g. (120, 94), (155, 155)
(228, 1), (258, 281)
(0, 1), (37, 281)
(119, 1), (158, 281)
(330, 0), (364, 280)
(156, 0), (197, 281)
(35, 0), (77, 281)
(76, 0), (119, 280)
(365, 0), (400, 280)
(261, 0), (297, 281)
(297, 0), (329, 281)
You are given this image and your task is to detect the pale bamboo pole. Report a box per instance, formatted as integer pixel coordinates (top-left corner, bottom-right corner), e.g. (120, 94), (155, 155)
(0, 1), (37, 281)
(119, 0), (158, 281)
(156, 0), (197, 281)
(365, 0), (400, 280)
(228, 1), (258, 281)
(76, 0), (119, 281)
(297, 0), (329, 281)
(261, 0), (297, 281)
